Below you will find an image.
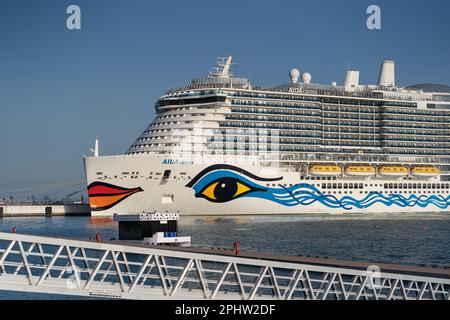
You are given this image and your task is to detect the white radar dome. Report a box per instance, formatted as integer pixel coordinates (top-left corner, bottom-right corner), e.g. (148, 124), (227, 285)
(289, 68), (300, 84)
(302, 72), (312, 84)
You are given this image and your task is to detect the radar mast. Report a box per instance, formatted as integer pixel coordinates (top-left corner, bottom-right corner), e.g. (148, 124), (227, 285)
(209, 56), (234, 78)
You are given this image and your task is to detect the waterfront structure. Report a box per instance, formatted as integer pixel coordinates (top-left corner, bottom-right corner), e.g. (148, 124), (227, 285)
(0, 204), (90, 217)
(1, 231), (449, 300)
(84, 57), (450, 216)
(114, 212), (191, 246)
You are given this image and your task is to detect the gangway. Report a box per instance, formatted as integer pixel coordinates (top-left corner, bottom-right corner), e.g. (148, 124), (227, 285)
(0, 231), (449, 300)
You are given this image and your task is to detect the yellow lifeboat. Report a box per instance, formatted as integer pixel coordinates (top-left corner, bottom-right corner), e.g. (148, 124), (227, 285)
(411, 166), (440, 177)
(309, 164), (342, 176)
(344, 165), (376, 177)
(378, 165), (408, 177)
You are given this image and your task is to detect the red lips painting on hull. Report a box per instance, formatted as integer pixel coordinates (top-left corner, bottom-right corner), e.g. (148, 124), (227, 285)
(87, 182), (143, 211)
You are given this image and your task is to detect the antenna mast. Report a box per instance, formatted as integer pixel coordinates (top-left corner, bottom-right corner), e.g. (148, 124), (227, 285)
(209, 56), (234, 78)
(90, 137), (99, 157)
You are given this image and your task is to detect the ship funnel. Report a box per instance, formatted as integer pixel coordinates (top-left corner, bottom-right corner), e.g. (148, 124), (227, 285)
(378, 60), (395, 87)
(344, 70), (360, 89)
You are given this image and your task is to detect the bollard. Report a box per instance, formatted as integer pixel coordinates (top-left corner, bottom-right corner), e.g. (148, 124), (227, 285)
(233, 240), (240, 256)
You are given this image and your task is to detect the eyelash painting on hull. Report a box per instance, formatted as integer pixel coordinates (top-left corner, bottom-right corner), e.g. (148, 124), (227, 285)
(186, 165), (450, 210)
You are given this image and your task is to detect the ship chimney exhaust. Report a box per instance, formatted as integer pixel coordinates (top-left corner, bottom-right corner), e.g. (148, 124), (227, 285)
(344, 70), (360, 89)
(378, 60), (395, 87)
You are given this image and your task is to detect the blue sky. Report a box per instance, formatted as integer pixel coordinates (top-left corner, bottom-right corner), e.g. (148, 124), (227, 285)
(1, 0), (449, 200)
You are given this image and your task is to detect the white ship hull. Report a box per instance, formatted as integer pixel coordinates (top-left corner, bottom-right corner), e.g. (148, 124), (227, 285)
(84, 154), (450, 217)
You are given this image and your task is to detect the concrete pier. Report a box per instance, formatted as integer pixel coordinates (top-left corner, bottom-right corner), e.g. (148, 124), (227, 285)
(0, 204), (90, 217)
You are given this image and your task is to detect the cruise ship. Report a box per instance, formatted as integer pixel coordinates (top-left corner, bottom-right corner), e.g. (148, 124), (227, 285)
(84, 57), (450, 216)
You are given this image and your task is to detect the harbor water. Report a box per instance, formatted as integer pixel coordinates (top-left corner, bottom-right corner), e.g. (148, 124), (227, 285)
(0, 213), (450, 299)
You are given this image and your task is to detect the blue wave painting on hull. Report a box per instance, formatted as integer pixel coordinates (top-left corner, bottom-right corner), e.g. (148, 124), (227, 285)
(186, 166), (450, 210)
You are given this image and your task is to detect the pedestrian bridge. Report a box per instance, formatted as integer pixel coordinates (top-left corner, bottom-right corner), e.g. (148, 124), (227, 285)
(0, 231), (449, 300)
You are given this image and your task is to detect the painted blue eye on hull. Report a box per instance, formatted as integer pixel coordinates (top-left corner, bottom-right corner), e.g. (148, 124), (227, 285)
(186, 166), (450, 210)
(190, 171), (263, 193)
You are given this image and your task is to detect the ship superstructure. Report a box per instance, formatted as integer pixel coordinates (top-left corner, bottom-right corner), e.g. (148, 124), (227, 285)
(84, 57), (450, 216)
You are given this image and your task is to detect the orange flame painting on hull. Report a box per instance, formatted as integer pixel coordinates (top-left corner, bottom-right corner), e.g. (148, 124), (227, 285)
(87, 182), (143, 211)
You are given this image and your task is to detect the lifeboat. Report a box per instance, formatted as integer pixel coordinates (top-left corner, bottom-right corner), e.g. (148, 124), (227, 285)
(378, 165), (408, 177)
(309, 164), (342, 176)
(411, 166), (440, 177)
(344, 165), (376, 177)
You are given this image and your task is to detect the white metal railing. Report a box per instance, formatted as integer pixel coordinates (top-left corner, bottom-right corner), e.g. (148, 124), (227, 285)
(0, 232), (449, 300)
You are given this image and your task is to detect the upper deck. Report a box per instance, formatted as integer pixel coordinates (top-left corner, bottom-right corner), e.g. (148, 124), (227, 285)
(163, 57), (450, 106)
(126, 57), (450, 167)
